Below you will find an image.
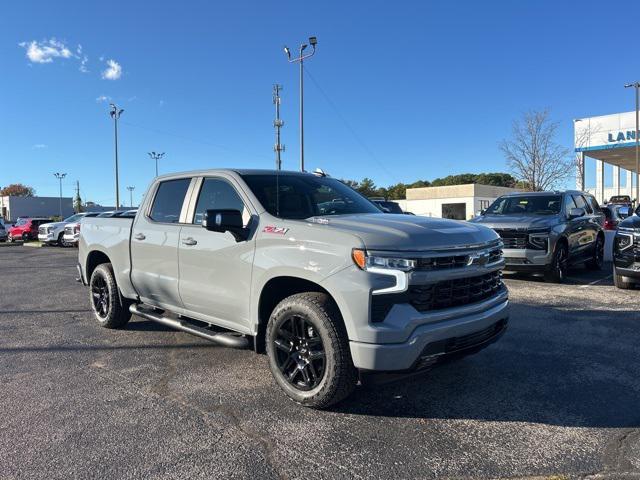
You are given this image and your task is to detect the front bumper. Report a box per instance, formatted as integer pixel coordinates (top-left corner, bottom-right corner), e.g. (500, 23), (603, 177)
(501, 247), (551, 270)
(38, 233), (57, 243)
(63, 234), (79, 244)
(349, 297), (509, 371)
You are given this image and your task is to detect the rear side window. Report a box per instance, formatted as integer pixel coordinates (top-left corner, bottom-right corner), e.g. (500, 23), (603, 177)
(149, 178), (191, 223)
(192, 178), (247, 225)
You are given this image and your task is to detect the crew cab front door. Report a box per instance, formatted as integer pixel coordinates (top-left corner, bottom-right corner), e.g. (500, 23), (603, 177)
(130, 177), (193, 310)
(177, 176), (255, 333)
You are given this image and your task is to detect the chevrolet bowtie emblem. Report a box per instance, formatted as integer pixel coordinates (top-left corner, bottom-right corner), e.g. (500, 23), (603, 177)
(467, 251), (490, 266)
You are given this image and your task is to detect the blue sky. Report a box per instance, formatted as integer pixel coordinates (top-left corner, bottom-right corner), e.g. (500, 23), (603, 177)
(0, 0), (637, 206)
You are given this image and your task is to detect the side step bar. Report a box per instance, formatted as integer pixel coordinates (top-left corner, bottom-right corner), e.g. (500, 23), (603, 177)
(129, 304), (249, 349)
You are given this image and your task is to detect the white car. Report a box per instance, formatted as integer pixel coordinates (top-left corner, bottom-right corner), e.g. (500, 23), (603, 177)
(62, 212), (101, 246)
(38, 213), (93, 246)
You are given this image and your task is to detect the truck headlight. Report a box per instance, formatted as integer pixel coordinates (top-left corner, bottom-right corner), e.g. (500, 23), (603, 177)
(528, 227), (550, 250)
(352, 249), (416, 272)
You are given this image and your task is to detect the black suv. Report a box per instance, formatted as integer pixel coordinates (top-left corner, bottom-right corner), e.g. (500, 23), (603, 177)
(613, 205), (640, 289)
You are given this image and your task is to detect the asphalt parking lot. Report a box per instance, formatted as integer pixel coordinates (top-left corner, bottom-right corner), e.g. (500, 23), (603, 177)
(1, 246), (639, 479)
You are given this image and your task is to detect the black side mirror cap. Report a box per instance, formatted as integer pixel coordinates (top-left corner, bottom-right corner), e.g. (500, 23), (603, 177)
(202, 209), (248, 241)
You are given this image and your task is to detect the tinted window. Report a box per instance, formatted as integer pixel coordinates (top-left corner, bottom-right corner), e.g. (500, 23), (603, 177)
(193, 178), (246, 225)
(586, 195), (600, 214)
(485, 195), (561, 215)
(572, 194), (588, 211)
(149, 178), (191, 223)
(564, 195), (577, 212)
(241, 174), (380, 219)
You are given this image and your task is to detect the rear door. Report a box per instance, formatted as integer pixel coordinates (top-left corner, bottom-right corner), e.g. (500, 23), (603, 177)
(571, 194), (594, 258)
(177, 176), (255, 333)
(130, 177), (194, 310)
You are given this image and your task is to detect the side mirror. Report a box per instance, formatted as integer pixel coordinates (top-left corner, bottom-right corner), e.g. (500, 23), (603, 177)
(618, 206), (632, 219)
(202, 209), (248, 241)
(568, 207), (586, 219)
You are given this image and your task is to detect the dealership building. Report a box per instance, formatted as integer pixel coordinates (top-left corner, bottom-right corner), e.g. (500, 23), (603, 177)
(0, 196), (74, 222)
(396, 184), (521, 220)
(575, 110), (639, 203)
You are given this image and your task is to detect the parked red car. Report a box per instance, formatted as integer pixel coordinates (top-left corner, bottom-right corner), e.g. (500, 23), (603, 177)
(8, 217), (50, 242)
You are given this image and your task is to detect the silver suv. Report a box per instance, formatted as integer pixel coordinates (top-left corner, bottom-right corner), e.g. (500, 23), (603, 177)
(471, 191), (605, 282)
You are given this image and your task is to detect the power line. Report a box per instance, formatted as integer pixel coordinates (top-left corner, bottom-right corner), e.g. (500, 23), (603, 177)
(304, 67), (400, 183)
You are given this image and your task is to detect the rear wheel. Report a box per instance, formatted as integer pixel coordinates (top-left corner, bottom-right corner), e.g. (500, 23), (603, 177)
(545, 242), (568, 283)
(266, 292), (357, 409)
(586, 234), (604, 270)
(613, 265), (635, 290)
(89, 263), (132, 328)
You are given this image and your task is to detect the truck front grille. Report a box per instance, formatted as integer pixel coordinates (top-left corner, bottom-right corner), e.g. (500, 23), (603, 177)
(415, 245), (502, 271)
(493, 228), (527, 249)
(39, 227), (46, 235)
(370, 271), (505, 322)
(409, 271), (504, 312)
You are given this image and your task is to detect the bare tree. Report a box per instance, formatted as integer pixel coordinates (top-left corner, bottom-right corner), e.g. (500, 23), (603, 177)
(500, 110), (572, 191)
(573, 121), (601, 190)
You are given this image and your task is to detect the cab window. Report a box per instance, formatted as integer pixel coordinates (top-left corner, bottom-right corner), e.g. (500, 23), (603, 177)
(192, 178), (249, 225)
(149, 178), (191, 223)
(563, 195), (577, 213)
(586, 195), (601, 214)
(572, 194), (588, 212)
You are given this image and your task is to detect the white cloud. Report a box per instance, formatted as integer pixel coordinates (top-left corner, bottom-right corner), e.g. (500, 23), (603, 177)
(101, 59), (122, 80)
(77, 44), (89, 72)
(96, 95), (112, 103)
(32, 144), (48, 149)
(19, 38), (73, 64)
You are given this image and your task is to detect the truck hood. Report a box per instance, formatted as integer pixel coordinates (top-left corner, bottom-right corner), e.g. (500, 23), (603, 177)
(470, 214), (559, 230)
(312, 213), (499, 251)
(619, 214), (640, 229)
(40, 221), (68, 229)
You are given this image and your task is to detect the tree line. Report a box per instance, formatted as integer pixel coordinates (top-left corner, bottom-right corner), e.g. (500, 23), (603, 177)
(342, 172), (518, 200)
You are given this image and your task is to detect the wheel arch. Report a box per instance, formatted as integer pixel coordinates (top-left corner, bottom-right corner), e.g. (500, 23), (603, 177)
(86, 249), (112, 280)
(255, 275), (340, 353)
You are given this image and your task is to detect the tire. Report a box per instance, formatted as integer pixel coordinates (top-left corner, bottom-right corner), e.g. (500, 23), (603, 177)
(586, 234), (604, 270)
(266, 292), (357, 409)
(89, 263), (132, 328)
(544, 241), (568, 283)
(613, 265), (634, 290)
(57, 232), (65, 247)
(21, 233), (29, 242)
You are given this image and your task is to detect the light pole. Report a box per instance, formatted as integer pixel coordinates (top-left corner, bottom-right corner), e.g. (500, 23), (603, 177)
(284, 36), (317, 172)
(625, 82), (640, 207)
(53, 172), (66, 218)
(148, 151), (165, 177)
(127, 186), (135, 208)
(109, 103), (124, 210)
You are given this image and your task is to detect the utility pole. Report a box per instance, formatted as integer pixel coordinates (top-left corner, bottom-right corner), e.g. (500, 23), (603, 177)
(148, 151), (165, 177)
(625, 82), (640, 207)
(284, 36), (317, 172)
(273, 84), (285, 170)
(53, 172), (66, 218)
(127, 186), (135, 208)
(74, 180), (81, 213)
(109, 103), (124, 211)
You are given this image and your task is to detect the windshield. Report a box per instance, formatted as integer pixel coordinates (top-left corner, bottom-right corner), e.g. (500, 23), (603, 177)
(63, 213), (85, 223)
(241, 174), (381, 219)
(485, 195), (561, 215)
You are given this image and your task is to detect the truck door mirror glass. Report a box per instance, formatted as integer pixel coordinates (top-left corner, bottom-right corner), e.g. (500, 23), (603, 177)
(618, 206), (632, 219)
(568, 207), (585, 219)
(202, 209), (248, 241)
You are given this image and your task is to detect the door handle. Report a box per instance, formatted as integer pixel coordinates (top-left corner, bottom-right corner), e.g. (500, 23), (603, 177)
(134, 233), (146, 241)
(182, 237), (197, 246)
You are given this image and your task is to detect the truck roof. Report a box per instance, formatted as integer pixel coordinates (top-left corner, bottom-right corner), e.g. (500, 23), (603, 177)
(501, 190), (586, 197)
(155, 169), (316, 180)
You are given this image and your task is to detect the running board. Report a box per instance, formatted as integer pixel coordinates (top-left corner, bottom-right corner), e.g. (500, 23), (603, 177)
(129, 304), (249, 349)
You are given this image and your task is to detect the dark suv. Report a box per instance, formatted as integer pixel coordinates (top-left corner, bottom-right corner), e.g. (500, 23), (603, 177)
(613, 205), (640, 289)
(471, 191), (605, 282)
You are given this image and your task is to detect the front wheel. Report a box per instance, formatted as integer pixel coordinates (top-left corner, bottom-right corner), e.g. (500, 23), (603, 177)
(586, 235), (604, 270)
(266, 292), (357, 409)
(89, 263), (132, 328)
(545, 242), (568, 283)
(57, 232), (66, 247)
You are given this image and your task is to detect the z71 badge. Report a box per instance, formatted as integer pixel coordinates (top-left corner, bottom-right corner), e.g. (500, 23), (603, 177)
(263, 225), (289, 235)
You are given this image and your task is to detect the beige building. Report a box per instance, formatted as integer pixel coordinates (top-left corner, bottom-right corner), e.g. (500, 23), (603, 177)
(396, 184), (521, 220)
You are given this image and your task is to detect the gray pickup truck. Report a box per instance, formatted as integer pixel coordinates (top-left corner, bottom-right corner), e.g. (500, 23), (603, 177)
(78, 169), (509, 407)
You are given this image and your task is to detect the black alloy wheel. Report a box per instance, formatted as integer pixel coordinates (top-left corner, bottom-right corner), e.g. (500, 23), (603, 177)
(587, 235), (604, 270)
(91, 274), (110, 319)
(273, 314), (326, 391)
